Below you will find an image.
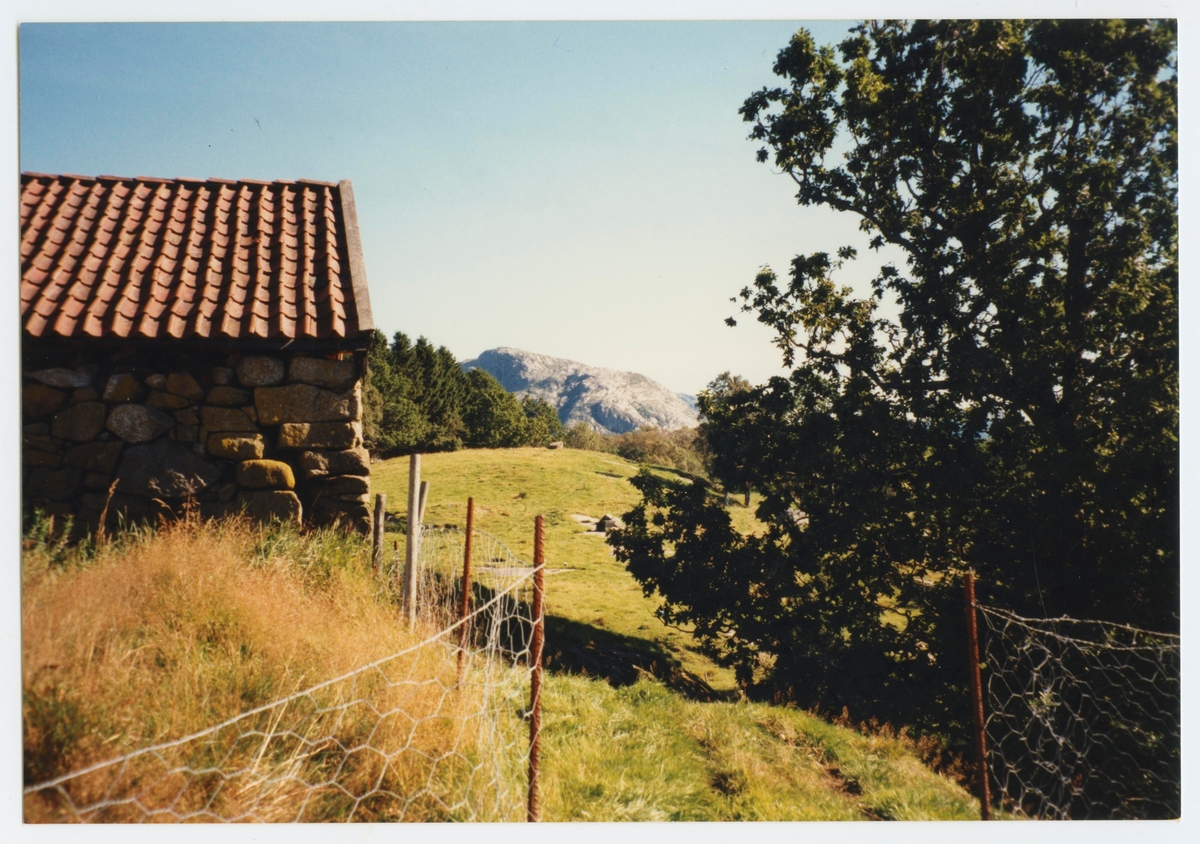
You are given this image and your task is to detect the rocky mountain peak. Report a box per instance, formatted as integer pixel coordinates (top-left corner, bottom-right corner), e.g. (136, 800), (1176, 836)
(461, 347), (698, 435)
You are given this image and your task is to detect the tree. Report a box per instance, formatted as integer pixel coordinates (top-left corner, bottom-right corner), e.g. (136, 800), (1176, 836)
(462, 368), (528, 448)
(611, 20), (1177, 738)
(518, 396), (566, 446)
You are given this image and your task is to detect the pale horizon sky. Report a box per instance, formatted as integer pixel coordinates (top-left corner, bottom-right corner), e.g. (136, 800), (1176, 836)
(17, 19), (910, 395)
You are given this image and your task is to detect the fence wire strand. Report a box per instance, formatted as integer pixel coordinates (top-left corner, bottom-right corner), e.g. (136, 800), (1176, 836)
(977, 605), (1180, 820)
(24, 527), (542, 823)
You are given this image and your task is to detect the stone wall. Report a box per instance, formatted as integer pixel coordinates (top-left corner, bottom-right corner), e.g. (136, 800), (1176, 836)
(21, 343), (372, 533)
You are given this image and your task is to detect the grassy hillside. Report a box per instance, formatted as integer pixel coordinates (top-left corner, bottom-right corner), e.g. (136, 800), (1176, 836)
(371, 448), (980, 820)
(371, 447), (763, 693)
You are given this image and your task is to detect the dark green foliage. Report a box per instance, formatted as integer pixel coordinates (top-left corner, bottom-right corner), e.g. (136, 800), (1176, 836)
(612, 18), (1177, 757)
(564, 423), (708, 477)
(520, 395), (567, 447)
(364, 330), (569, 455)
(463, 368), (528, 448)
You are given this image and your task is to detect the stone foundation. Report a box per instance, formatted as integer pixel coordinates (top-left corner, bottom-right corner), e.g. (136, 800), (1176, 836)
(22, 342), (372, 534)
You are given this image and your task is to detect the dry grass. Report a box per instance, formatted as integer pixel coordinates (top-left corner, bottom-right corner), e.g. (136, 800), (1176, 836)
(22, 515), (528, 823)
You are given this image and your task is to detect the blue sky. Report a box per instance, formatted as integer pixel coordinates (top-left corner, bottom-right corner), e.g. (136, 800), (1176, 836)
(18, 19), (905, 394)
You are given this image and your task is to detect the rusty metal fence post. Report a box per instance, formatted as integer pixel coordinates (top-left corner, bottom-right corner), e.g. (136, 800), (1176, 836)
(964, 571), (992, 820)
(457, 498), (475, 683)
(528, 515), (545, 822)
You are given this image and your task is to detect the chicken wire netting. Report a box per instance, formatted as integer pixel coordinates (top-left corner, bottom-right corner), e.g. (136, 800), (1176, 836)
(977, 605), (1180, 820)
(24, 526), (542, 823)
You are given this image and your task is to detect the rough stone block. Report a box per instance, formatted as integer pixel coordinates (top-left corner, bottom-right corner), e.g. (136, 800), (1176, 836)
(254, 384), (359, 425)
(84, 472), (113, 491)
(147, 390), (191, 410)
(208, 434), (266, 460)
(237, 459), (295, 490)
(213, 367), (233, 386)
(311, 497), (371, 533)
(173, 425), (198, 443)
(102, 373), (143, 403)
(145, 373), (167, 390)
(217, 482), (237, 502)
(237, 356), (285, 387)
(64, 441), (124, 473)
(297, 447), (371, 478)
(52, 402), (107, 442)
(23, 384), (68, 420)
(175, 408), (200, 426)
(200, 406), (258, 433)
(206, 385), (252, 406)
(28, 367), (94, 389)
(25, 466), (83, 500)
(236, 489), (302, 523)
(277, 422), (360, 450)
(320, 475), (369, 496)
(24, 448), (61, 467)
(106, 404), (175, 443)
(24, 422), (50, 436)
(288, 357), (359, 392)
(114, 437), (221, 498)
(166, 372), (206, 401)
(24, 433), (64, 453)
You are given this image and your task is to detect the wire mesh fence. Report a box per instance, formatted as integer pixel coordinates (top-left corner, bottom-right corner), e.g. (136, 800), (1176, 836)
(24, 526), (543, 823)
(977, 604), (1181, 820)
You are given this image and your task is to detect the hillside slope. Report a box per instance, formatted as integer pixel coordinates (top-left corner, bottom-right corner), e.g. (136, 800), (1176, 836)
(461, 347), (698, 434)
(371, 448), (981, 820)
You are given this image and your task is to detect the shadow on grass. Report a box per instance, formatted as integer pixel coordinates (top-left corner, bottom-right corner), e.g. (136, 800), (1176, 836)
(460, 580), (730, 703)
(544, 614), (731, 702)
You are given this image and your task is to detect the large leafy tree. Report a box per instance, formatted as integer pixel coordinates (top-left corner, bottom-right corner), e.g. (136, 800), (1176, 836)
(611, 20), (1177, 735)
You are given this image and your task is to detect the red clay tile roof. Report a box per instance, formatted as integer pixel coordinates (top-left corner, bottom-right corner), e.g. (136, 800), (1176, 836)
(20, 173), (374, 345)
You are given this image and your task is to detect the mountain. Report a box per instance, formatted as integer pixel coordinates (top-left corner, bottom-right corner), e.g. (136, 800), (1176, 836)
(461, 347), (699, 435)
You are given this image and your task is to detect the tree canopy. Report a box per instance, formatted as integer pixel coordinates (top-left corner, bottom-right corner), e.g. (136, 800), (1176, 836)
(611, 20), (1177, 736)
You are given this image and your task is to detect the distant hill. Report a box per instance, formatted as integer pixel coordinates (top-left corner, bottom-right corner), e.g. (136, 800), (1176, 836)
(461, 347), (699, 434)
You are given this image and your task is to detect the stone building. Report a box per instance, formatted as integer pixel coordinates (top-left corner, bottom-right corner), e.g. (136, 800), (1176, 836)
(20, 173), (376, 533)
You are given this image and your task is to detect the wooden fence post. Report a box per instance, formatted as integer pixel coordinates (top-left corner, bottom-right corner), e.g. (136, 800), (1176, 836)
(402, 454), (421, 626)
(964, 571), (992, 820)
(457, 497), (475, 683)
(528, 514), (545, 822)
(372, 493), (386, 569)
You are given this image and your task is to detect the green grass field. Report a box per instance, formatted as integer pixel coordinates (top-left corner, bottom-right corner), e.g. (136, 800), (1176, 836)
(371, 447), (981, 821)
